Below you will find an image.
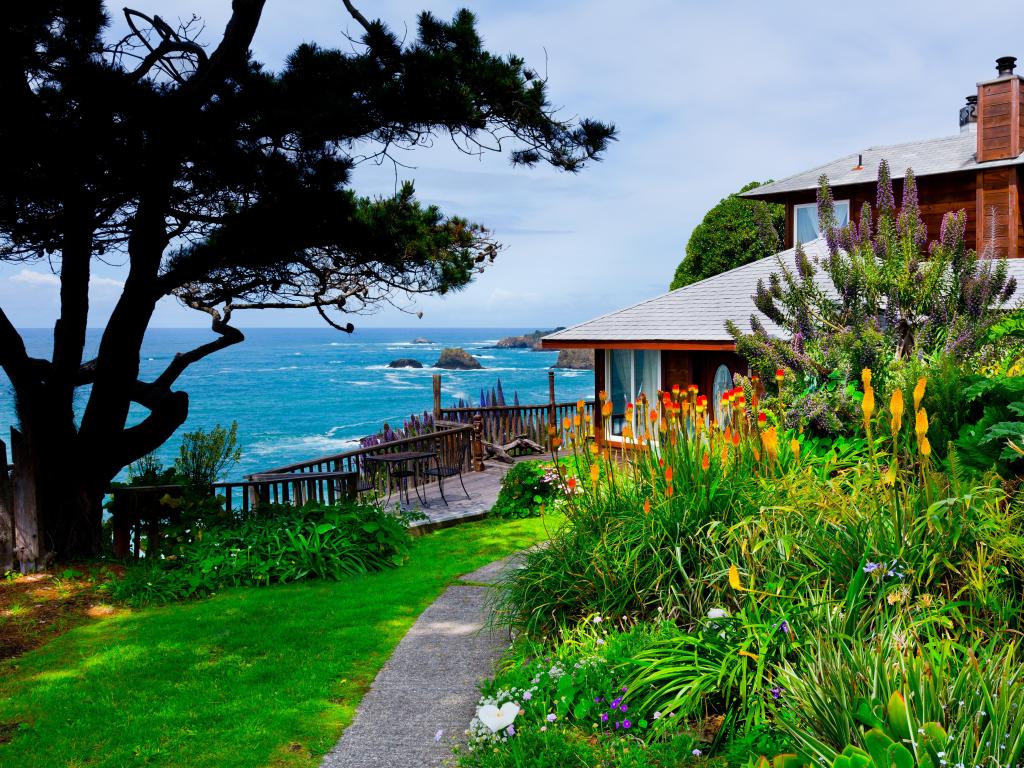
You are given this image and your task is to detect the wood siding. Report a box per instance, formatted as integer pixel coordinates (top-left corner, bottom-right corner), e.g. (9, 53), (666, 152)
(779, 171), (1002, 257)
(978, 78), (1024, 162)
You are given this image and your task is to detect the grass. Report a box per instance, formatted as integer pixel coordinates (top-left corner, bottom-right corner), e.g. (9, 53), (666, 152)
(0, 514), (559, 767)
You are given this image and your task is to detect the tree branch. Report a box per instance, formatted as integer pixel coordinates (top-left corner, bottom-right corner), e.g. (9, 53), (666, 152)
(341, 0), (373, 35)
(153, 304), (245, 389)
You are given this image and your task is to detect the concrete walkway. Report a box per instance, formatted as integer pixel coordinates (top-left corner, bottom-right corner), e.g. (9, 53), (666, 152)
(320, 554), (524, 768)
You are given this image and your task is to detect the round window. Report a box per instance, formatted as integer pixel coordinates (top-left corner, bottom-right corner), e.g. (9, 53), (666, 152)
(712, 364), (732, 423)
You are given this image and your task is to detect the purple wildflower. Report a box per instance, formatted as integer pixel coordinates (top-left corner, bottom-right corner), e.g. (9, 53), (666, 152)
(523, 691), (532, 701)
(546, 713), (557, 723)
(771, 686), (783, 700)
(863, 561), (882, 574)
(876, 159), (895, 218)
(623, 719), (632, 729)
(777, 620), (790, 634)
(620, 705), (628, 713)
(600, 712), (609, 723)
(507, 724), (515, 737)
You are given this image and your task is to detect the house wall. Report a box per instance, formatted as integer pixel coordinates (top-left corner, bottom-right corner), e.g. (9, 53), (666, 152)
(592, 348), (746, 445)
(777, 170), (1010, 256)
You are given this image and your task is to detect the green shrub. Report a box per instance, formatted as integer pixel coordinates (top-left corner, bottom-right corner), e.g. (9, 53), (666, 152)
(111, 500), (414, 605)
(491, 460), (570, 519)
(775, 632), (1024, 768)
(671, 181), (784, 290)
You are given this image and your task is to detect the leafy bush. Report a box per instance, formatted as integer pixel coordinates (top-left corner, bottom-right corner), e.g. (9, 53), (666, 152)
(730, 163), (1017, 436)
(458, 620), (713, 768)
(175, 421), (241, 491)
(491, 460), (572, 519)
(112, 501), (414, 605)
(775, 632), (1024, 768)
(671, 181), (785, 290)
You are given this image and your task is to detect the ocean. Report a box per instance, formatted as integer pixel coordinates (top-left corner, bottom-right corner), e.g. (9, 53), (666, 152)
(0, 327), (594, 479)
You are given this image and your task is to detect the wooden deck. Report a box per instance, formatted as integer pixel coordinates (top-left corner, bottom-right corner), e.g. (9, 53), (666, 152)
(398, 456), (534, 530)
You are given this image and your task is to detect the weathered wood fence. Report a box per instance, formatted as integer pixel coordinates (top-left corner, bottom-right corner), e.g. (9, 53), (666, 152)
(214, 420), (476, 512)
(434, 371), (594, 450)
(1, 429), (42, 573)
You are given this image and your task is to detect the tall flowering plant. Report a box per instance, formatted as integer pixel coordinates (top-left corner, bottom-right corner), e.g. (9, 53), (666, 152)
(728, 160), (1017, 434)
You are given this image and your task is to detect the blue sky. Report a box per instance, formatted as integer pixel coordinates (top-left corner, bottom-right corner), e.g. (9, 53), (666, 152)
(3, 0), (1023, 329)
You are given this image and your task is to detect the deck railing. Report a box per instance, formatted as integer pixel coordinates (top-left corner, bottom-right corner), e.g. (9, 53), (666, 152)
(214, 370), (592, 511)
(214, 421), (474, 513)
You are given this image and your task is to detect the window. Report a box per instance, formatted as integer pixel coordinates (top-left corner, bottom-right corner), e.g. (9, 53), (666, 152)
(712, 364), (732, 424)
(606, 349), (661, 438)
(794, 200), (850, 244)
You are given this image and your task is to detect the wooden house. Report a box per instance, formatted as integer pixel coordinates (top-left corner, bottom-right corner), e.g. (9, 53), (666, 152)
(541, 57), (1024, 441)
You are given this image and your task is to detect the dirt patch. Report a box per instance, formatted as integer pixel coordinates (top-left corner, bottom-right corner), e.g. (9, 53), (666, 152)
(0, 564), (125, 660)
(0, 721), (22, 744)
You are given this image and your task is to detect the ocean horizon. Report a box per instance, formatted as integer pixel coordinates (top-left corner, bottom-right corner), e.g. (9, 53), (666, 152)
(0, 327), (594, 480)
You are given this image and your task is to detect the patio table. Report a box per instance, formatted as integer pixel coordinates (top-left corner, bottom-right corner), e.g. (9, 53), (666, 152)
(363, 450), (438, 508)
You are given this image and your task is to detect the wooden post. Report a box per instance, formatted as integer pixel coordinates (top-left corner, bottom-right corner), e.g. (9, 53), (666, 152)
(432, 374), (442, 419)
(548, 370), (557, 429)
(10, 428), (40, 573)
(0, 439), (13, 572)
(471, 414), (485, 472)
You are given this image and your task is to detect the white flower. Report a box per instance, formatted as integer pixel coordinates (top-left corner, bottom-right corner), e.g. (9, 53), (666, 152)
(653, 711), (662, 720)
(592, 615), (603, 624)
(692, 749), (702, 757)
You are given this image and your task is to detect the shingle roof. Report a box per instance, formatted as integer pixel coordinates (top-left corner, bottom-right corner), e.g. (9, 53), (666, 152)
(740, 132), (1024, 198)
(542, 239), (1024, 346)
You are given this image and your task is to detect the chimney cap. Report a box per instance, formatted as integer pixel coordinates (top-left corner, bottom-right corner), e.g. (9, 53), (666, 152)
(996, 56), (1017, 76)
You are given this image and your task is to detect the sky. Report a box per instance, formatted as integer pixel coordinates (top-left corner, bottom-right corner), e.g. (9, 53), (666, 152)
(3, 0), (1024, 330)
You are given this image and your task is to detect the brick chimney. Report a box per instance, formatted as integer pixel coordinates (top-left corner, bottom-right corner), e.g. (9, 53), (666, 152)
(977, 56), (1024, 162)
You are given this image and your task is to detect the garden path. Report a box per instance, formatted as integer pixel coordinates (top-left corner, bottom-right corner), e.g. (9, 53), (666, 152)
(319, 553), (526, 768)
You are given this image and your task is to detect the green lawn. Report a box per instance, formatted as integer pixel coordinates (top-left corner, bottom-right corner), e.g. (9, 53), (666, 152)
(0, 515), (557, 768)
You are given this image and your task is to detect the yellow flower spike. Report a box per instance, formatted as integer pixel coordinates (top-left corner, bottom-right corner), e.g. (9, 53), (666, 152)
(622, 425), (634, 440)
(761, 426), (779, 461)
(589, 443), (598, 455)
(861, 367), (872, 388)
(728, 565), (743, 590)
(862, 384), (875, 425)
(913, 377), (927, 411)
(598, 390), (608, 402)
(920, 436), (932, 457)
(590, 462), (600, 484)
(601, 401), (613, 418)
(577, 399), (585, 413)
(790, 438), (800, 460)
(915, 407), (928, 440)
(889, 389), (904, 434)
(562, 416), (571, 431)
(573, 414), (581, 428)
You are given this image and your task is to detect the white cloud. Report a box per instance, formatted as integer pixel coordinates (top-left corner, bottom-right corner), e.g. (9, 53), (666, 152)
(10, 269), (58, 287)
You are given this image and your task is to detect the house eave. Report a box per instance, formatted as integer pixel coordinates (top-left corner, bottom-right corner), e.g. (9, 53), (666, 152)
(541, 339), (737, 351)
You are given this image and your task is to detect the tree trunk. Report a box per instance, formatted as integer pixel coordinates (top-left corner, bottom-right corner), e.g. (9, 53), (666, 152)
(15, 399), (110, 561)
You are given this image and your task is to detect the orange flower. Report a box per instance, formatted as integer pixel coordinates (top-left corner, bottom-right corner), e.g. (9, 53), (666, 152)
(672, 384), (681, 394)
(732, 430), (741, 447)
(622, 425), (634, 440)
(915, 407), (928, 440)
(889, 389), (904, 434)
(790, 438), (800, 460)
(590, 463), (600, 484)
(724, 426), (732, 443)
(761, 426), (779, 461)
(861, 367), (872, 389)
(666, 482), (674, 497)
(567, 476), (576, 492)
(862, 384), (875, 427)
(562, 416), (571, 431)
(649, 409), (658, 424)
(551, 436), (562, 449)
(920, 436), (932, 456)
(574, 414), (581, 427)
(577, 399), (586, 412)
(643, 498), (651, 515)
(701, 452), (710, 471)
(589, 443), (598, 455)
(601, 401), (613, 417)
(598, 389), (608, 401)
(547, 425), (557, 437)
(913, 377), (927, 411)
(665, 466), (673, 483)
(720, 445), (728, 465)
(775, 368), (785, 383)
(659, 417), (668, 433)
(757, 412), (767, 426)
